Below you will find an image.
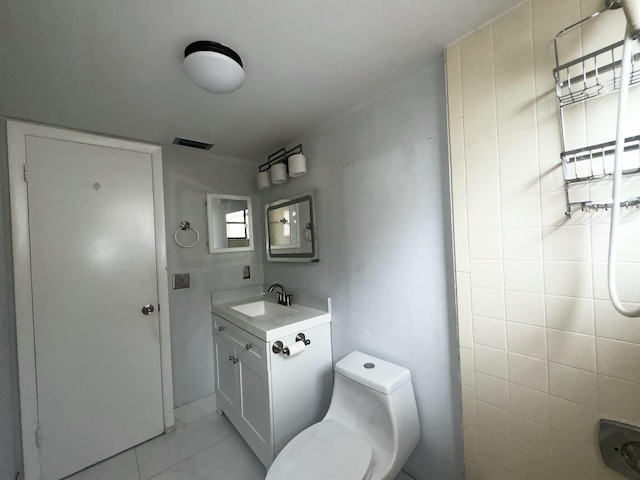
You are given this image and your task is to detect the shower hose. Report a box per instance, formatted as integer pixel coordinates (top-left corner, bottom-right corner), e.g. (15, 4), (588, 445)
(608, 24), (640, 317)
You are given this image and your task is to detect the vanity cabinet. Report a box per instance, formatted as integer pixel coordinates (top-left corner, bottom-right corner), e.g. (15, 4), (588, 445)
(212, 314), (332, 468)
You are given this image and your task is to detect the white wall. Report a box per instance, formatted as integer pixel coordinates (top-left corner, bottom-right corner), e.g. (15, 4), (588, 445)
(163, 145), (264, 407)
(0, 123), (22, 480)
(260, 60), (462, 480)
(447, 1), (640, 479)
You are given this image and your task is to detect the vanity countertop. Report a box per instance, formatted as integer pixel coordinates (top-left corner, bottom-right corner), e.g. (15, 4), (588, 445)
(211, 294), (331, 342)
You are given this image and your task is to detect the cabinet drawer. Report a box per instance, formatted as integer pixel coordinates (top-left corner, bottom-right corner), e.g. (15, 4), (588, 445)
(213, 315), (268, 372)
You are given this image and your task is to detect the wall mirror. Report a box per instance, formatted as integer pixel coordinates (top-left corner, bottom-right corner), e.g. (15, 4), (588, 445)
(206, 193), (254, 253)
(265, 190), (318, 262)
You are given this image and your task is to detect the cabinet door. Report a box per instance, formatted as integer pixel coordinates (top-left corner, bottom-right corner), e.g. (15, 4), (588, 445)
(238, 351), (272, 464)
(214, 335), (238, 413)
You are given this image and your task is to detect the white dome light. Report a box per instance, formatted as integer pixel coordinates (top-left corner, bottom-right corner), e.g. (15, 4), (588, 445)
(183, 41), (245, 94)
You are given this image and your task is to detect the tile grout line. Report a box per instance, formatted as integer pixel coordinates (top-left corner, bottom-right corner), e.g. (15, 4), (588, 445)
(143, 430), (236, 480)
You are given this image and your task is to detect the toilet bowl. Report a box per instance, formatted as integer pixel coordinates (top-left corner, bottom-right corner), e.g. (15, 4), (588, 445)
(266, 351), (420, 480)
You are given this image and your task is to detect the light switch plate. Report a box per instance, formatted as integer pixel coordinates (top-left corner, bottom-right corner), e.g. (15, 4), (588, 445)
(172, 273), (190, 289)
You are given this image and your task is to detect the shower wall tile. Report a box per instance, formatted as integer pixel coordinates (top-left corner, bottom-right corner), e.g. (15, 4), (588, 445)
(476, 429), (512, 470)
(471, 288), (506, 319)
(460, 347), (476, 388)
(472, 316), (507, 350)
(458, 310), (474, 349)
(474, 345), (508, 380)
(504, 291), (545, 326)
(476, 400), (510, 439)
(591, 223), (640, 263)
(510, 445), (551, 479)
(597, 375), (640, 424)
(594, 300), (640, 343)
(499, 162), (540, 198)
(447, 0), (640, 477)
(502, 228), (542, 260)
(463, 422), (478, 460)
(467, 170), (500, 202)
(461, 386), (477, 425)
(548, 363), (598, 408)
(548, 396), (600, 446)
(452, 196), (468, 234)
(507, 322), (547, 360)
(542, 225), (591, 262)
(592, 262), (640, 303)
(500, 195), (541, 229)
(509, 413), (551, 457)
(469, 259), (503, 290)
(545, 295), (594, 335)
(509, 383), (550, 425)
(503, 260), (544, 293)
(456, 272), (472, 311)
(467, 200), (501, 231)
(549, 430), (601, 478)
(476, 455), (511, 480)
(475, 373), (510, 410)
(543, 261), (593, 298)
(498, 127), (538, 166)
(455, 234), (470, 273)
(546, 329), (596, 372)
(508, 352), (548, 393)
(466, 139), (498, 174)
(596, 338), (640, 384)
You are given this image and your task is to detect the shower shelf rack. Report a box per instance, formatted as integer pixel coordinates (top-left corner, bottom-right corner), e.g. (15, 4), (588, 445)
(554, 13), (640, 217)
(553, 39), (640, 107)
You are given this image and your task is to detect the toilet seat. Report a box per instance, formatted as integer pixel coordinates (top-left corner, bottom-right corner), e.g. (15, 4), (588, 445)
(266, 419), (373, 480)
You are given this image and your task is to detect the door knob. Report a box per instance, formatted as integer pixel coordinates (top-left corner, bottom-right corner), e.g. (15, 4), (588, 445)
(142, 304), (155, 315)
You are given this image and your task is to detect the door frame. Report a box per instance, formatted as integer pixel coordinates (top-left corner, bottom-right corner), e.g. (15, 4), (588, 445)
(5, 119), (174, 480)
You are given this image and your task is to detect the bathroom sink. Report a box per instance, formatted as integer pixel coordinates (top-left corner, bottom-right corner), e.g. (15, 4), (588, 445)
(231, 300), (296, 318)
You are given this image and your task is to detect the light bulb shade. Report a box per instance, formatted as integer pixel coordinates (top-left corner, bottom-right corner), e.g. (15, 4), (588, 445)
(287, 153), (307, 177)
(183, 41), (245, 94)
(257, 170), (271, 190)
(270, 163), (287, 184)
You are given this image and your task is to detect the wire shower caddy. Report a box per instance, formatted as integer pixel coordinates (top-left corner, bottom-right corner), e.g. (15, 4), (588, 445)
(553, 8), (640, 216)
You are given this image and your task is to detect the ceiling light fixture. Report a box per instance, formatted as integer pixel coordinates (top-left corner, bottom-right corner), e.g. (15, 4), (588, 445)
(183, 41), (245, 94)
(257, 144), (307, 190)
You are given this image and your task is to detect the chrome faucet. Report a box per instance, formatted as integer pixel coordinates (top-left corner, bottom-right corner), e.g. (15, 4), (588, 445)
(268, 283), (292, 306)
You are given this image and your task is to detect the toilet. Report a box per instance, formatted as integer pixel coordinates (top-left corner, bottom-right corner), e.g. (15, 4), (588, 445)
(266, 351), (420, 480)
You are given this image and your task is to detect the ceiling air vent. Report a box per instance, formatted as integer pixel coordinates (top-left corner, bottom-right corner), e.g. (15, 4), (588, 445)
(173, 137), (214, 150)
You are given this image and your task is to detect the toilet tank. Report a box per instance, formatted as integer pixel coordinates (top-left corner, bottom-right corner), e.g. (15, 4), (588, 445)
(325, 352), (420, 480)
(334, 351), (411, 394)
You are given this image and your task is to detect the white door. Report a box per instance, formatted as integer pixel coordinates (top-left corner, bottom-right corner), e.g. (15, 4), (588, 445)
(24, 135), (165, 480)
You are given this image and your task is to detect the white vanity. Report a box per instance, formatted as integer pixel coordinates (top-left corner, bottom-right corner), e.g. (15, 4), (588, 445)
(211, 287), (333, 467)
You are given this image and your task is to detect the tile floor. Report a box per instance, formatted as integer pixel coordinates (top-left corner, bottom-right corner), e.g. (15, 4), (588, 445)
(65, 394), (415, 480)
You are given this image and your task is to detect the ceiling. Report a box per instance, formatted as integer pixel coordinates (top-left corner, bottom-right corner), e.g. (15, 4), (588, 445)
(0, 0), (522, 160)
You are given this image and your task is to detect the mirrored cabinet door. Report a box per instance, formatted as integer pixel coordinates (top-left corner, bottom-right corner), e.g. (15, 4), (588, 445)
(206, 193), (254, 253)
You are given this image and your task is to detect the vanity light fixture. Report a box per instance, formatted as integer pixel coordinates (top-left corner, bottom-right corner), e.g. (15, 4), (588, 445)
(257, 144), (307, 190)
(183, 41), (245, 94)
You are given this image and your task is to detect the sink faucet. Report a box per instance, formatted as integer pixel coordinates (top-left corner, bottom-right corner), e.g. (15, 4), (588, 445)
(268, 283), (292, 306)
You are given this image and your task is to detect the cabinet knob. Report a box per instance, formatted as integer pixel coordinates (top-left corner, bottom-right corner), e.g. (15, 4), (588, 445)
(246, 343), (253, 350)
(218, 326), (225, 332)
(228, 355), (238, 364)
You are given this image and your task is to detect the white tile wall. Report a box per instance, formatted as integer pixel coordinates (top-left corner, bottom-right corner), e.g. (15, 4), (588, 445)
(447, 1), (640, 478)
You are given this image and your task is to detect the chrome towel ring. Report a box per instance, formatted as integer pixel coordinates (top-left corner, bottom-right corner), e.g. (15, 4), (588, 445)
(174, 221), (199, 248)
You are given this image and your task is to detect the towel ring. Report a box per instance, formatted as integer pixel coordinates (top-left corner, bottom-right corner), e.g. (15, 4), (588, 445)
(174, 221), (200, 248)
(303, 222), (317, 242)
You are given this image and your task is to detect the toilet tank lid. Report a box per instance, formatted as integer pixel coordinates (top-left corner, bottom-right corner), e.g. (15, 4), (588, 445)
(335, 351), (411, 394)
